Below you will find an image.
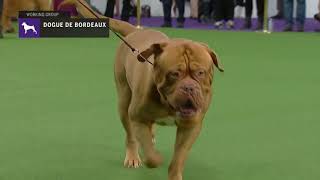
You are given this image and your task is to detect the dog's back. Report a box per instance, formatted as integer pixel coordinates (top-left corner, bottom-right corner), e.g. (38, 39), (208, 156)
(116, 29), (168, 91)
(59, 0), (169, 92)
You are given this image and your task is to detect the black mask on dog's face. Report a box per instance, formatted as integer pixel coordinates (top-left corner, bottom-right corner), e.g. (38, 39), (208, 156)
(137, 41), (224, 119)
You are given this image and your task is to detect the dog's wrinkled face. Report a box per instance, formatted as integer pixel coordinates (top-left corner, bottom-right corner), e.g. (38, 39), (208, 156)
(138, 40), (223, 120)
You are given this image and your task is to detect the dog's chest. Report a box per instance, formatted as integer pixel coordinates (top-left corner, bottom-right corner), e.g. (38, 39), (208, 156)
(155, 116), (177, 126)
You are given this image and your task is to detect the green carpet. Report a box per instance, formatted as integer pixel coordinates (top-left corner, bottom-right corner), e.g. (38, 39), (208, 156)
(1, 29), (320, 180)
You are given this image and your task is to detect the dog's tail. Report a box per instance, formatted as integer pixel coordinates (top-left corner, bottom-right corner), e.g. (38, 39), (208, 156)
(58, 0), (137, 37)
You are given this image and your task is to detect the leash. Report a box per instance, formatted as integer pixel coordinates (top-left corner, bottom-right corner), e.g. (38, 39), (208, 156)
(75, 0), (153, 65)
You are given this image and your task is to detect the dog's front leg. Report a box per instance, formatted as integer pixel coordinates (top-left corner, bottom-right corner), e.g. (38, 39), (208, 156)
(132, 120), (163, 168)
(168, 123), (202, 180)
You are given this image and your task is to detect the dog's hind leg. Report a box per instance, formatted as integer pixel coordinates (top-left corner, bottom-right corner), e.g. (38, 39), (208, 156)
(151, 123), (156, 144)
(128, 106), (163, 168)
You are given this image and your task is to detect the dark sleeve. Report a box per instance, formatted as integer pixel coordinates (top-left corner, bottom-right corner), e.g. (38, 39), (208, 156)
(0, 0), (3, 16)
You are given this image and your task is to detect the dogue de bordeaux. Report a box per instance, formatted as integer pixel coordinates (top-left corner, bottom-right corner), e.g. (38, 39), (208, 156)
(59, 1), (224, 180)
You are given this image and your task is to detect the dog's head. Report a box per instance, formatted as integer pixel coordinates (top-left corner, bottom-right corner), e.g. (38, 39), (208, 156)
(21, 22), (27, 26)
(138, 40), (223, 121)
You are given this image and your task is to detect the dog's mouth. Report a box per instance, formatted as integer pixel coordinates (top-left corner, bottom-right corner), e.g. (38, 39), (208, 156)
(177, 99), (198, 118)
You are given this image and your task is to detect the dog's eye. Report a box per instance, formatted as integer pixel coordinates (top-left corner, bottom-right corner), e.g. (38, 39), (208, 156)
(195, 70), (205, 78)
(168, 71), (181, 79)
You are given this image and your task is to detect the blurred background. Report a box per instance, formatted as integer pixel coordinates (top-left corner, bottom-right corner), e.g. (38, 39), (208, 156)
(1, 0), (320, 36)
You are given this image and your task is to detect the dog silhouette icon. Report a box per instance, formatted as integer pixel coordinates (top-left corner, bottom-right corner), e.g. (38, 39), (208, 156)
(21, 22), (38, 35)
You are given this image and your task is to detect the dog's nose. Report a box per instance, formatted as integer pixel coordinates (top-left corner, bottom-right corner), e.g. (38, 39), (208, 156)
(181, 85), (195, 94)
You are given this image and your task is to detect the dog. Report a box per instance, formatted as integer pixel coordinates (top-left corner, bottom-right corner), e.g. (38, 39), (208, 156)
(1, 0), (51, 33)
(59, 1), (224, 180)
(21, 22), (37, 34)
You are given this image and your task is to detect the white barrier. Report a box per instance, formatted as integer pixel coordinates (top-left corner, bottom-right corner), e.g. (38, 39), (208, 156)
(90, 0), (318, 18)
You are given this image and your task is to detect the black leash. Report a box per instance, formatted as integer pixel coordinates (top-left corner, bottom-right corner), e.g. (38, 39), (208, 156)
(76, 0), (153, 65)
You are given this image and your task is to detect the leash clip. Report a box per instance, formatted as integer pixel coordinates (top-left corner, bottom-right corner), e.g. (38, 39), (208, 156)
(132, 49), (144, 62)
(133, 49), (154, 65)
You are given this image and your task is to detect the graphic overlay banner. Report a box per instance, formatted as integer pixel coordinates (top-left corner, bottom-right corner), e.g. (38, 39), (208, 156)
(19, 11), (71, 18)
(19, 18), (41, 38)
(41, 19), (109, 37)
(18, 11), (109, 38)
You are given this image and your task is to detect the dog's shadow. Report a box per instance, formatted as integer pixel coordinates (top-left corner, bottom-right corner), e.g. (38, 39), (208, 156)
(104, 129), (221, 179)
(182, 158), (220, 180)
(119, 154), (220, 180)
(105, 153), (219, 180)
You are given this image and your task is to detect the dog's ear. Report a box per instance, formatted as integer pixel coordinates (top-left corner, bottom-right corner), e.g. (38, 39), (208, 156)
(199, 43), (224, 72)
(137, 42), (167, 63)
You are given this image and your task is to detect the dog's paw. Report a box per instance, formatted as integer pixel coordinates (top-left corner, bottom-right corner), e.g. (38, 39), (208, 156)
(124, 152), (142, 168)
(144, 151), (163, 168)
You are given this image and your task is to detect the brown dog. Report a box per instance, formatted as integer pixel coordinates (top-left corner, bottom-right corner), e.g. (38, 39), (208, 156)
(59, 1), (224, 179)
(1, 0), (51, 32)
